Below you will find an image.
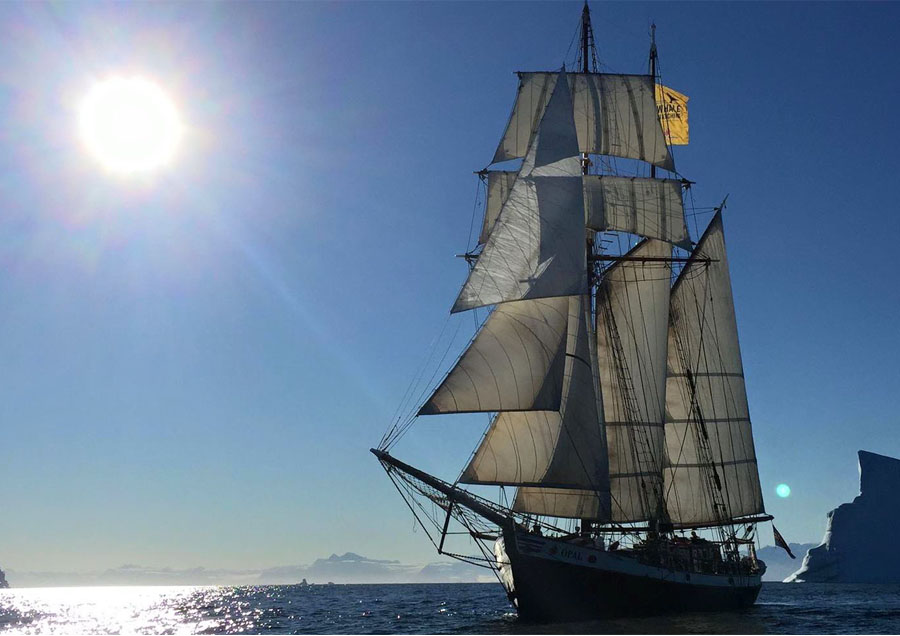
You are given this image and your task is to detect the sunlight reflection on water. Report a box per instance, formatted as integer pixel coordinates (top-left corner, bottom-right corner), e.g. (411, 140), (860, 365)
(0, 586), (200, 634)
(2, 582), (900, 634)
(0, 585), (320, 634)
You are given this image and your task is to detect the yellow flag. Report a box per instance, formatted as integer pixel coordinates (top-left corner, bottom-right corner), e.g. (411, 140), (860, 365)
(655, 84), (689, 145)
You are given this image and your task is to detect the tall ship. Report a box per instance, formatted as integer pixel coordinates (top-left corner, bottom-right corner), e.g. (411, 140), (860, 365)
(373, 3), (773, 621)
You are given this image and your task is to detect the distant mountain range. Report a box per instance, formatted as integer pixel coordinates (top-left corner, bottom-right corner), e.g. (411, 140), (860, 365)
(4, 544), (818, 587)
(4, 552), (493, 588)
(257, 552), (490, 585)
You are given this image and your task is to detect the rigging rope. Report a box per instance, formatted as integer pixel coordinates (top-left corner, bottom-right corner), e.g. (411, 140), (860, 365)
(379, 311), (465, 450)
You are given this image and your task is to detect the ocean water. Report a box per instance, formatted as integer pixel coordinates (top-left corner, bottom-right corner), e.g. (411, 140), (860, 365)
(1, 582), (899, 634)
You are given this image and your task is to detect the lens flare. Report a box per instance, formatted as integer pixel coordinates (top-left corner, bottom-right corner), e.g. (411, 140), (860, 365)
(776, 483), (791, 498)
(79, 76), (182, 174)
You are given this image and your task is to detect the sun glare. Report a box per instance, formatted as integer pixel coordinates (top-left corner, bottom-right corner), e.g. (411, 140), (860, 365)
(79, 76), (182, 175)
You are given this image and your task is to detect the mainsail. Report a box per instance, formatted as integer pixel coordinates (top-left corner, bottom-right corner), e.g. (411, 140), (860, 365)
(663, 212), (765, 526)
(596, 239), (671, 523)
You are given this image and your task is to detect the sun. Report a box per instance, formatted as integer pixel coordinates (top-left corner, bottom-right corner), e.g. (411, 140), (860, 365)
(79, 76), (182, 175)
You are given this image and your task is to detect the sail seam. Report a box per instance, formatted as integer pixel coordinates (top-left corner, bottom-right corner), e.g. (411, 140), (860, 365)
(666, 417), (748, 424)
(604, 421), (664, 428)
(668, 372), (744, 379)
(665, 459), (757, 469)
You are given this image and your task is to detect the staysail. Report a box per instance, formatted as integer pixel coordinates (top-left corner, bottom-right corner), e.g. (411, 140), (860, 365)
(461, 296), (609, 503)
(663, 212), (765, 525)
(492, 72), (674, 171)
(418, 297), (569, 415)
(452, 69), (587, 313)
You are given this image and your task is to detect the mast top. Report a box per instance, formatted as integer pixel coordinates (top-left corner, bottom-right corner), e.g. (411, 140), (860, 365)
(580, 2), (596, 74)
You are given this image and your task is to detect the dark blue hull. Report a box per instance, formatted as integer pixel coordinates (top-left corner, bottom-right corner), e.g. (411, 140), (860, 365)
(497, 530), (762, 622)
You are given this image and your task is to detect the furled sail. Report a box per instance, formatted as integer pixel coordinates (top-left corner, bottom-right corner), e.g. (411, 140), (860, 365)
(461, 296), (609, 501)
(418, 297), (568, 415)
(492, 72), (674, 171)
(597, 239), (671, 523)
(453, 69), (587, 313)
(480, 171), (516, 244)
(663, 212), (765, 526)
(584, 176), (691, 250)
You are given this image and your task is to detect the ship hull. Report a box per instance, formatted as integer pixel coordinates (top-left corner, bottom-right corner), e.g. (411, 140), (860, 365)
(496, 529), (761, 622)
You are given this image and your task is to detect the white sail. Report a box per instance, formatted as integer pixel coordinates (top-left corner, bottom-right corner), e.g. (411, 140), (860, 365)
(480, 171), (516, 244)
(513, 487), (609, 521)
(419, 297), (568, 415)
(492, 72), (674, 171)
(482, 174), (689, 249)
(453, 70), (587, 313)
(584, 176), (691, 250)
(597, 239), (671, 523)
(663, 212), (764, 525)
(461, 296), (609, 499)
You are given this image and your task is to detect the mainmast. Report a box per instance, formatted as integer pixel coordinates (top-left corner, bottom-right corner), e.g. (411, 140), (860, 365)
(581, 0), (597, 536)
(579, 2), (595, 177)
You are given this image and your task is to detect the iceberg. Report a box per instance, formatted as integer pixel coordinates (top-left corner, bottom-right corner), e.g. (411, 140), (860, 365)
(786, 450), (900, 583)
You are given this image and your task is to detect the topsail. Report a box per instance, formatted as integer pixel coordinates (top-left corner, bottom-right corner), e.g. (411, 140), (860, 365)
(482, 173), (691, 250)
(492, 73), (674, 171)
(584, 175), (690, 250)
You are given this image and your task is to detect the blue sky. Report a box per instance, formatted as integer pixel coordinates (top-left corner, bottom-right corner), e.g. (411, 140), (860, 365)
(0, 1), (898, 573)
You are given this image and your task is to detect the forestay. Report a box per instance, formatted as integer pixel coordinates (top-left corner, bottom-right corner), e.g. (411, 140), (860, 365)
(597, 239), (671, 523)
(584, 176), (691, 250)
(453, 69), (587, 313)
(418, 297), (568, 415)
(462, 296), (609, 500)
(663, 212), (765, 525)
(492, 72), (674, 171)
